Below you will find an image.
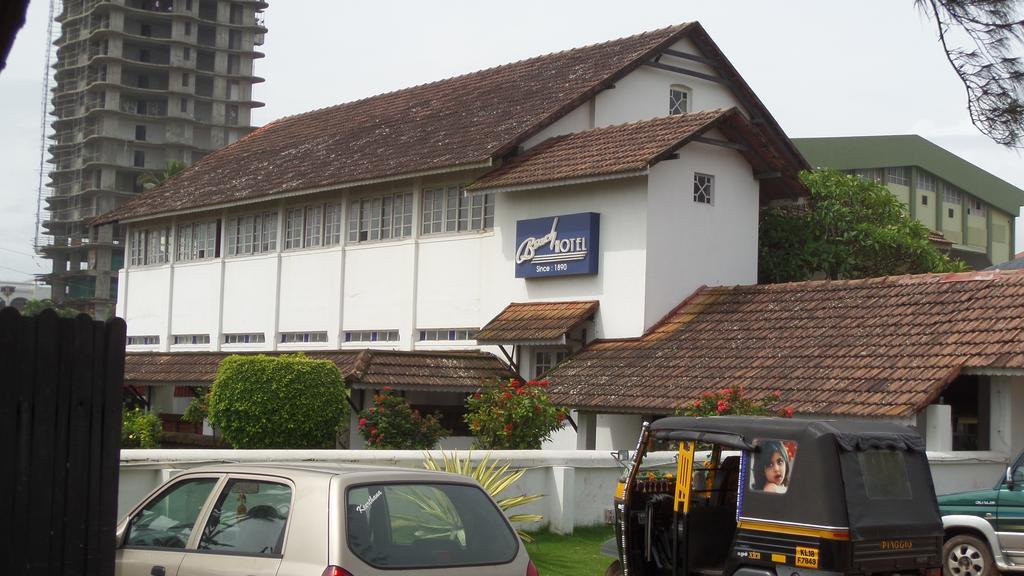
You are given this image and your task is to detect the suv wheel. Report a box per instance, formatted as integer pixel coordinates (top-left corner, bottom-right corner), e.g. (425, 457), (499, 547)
(944, 534), (993, 576)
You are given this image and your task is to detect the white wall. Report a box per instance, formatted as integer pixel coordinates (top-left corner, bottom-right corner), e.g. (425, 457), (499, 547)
(594, 37), (746, 128)
(220, 254), (277, 339)
(644, 139), (759, 328)
(170, 261), (222, 338)
(121, 265), (172, 347)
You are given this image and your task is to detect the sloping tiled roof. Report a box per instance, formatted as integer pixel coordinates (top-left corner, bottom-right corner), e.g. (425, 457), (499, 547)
(475, 301), (599, 344)
(468, 109), (737, 191)
(94, 24), (695, 225)
(545, 270), (1024, 417)
(124, 349), (514, 392)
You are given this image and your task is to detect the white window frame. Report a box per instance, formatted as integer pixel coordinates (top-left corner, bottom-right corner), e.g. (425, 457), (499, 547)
(223, 333), (265, 344)
(693, 173), (714, 205)
(176, 220), (219, 261)
(669, 84), (691, 115)
(344, 330), (400, 343)
(348, 192), (413, 243)
(885, 167), (910, 186)
(279, 331), (328, 344)
(943, 183), (963, 205)
(418, 328), (477, 341)
(535, 348), (569, 377)
(421, 186), (494, 235)
(129, 227), (171, 266)
(172, 334), (210, 345)
(127, 335), (160, 345)
(917, 171), (937, 192)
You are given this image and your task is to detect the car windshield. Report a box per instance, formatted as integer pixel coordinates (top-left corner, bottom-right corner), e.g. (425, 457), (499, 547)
(346, 482), (518, 568)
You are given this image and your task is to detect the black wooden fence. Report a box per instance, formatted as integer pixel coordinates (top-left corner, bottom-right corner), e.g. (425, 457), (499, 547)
(0, 308), (126, 576)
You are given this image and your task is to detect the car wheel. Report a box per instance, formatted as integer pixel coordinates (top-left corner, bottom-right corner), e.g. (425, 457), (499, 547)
(605, 560), (623, 576)
(944, 534), (993, 576)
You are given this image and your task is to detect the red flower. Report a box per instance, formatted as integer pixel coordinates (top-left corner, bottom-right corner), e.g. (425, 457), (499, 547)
(539, 380), (550, 388)
(772, 390), (782, 399)
(783, 407), (794, 418)
(511, 380), (522, 388)
(516, 387), (526, 395)
(358, 418), (367, 429)
(527, 380), (539, 387)
(473, 392), (481, 399)
(716, 400), (730, 414)
(693, 400), (702, 409)
(504, 423), (514, 433)
(382, 386), (392, 391)
(370, 427), (377, 435)
(503, 392), (512, 400)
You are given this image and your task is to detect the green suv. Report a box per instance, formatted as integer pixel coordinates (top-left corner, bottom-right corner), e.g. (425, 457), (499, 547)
(938, 451), (1024, 576)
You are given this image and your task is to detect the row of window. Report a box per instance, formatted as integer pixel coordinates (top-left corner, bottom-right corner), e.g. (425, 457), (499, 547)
(128, 190), (497, 267)
(852, 167), (989, 217)
(129, 328), (484, 346)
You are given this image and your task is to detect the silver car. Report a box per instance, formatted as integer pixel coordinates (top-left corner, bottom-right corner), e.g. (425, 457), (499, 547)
(115, 463), (539, 576)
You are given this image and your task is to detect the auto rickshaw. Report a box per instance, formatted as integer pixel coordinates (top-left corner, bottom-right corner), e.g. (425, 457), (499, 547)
(604, 416), (944, 576)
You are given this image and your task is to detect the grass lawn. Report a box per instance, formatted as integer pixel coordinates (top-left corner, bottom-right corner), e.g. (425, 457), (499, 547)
(525, 524), (615, 576)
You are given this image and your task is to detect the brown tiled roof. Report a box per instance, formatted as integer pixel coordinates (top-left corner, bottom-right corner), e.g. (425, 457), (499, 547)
(95, 24), (696, 225)
(545, 270), (1024, 417)
(124, 349), (514, 392)
(468, 109), (737, 191)
(475, 301), (599, 344)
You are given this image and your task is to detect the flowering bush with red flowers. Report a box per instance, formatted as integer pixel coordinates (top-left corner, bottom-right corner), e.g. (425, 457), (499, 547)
(678, 386), (794, 418)
(358, 387), (449, 449)
(464, 378), (569, 449)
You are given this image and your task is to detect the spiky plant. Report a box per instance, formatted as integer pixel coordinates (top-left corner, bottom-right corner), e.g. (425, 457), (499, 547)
(422, 451), (544, 542)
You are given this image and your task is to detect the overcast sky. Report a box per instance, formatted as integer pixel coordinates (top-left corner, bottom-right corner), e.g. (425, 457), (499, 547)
(2, 0), (1022, 283)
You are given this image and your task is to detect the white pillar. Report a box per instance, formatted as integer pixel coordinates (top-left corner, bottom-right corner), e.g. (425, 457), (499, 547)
(921, 404), (953, 452)
(548, 466), (576, 535)
(576, 411), (597, 450)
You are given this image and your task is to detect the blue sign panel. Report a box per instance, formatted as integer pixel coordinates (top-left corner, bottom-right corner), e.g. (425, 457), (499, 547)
(515, 212), (600, 278)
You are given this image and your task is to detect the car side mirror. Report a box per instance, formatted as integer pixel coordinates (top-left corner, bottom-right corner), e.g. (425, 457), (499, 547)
(115, 522), (127, 548)
(1007, 466), (1015, 490)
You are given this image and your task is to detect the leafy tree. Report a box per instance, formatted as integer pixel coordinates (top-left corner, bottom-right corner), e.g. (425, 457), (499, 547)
(918, 0), (1024, 147)
(17, 298), (78, 318)
(759, 169), (966, 283)
(358, 387), (448, 449)
(464, 379), (568, 450)
(137, 159), (188, 191)
(207, 353), (347, 449)
(122, 407), (162, 448)
(678, 386), (793, 418)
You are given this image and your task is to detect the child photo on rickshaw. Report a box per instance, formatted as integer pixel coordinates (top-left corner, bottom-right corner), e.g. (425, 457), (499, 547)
(748, 439), (797, 494)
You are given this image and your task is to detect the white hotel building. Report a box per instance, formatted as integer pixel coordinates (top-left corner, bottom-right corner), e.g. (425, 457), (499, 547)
(98, 22), (808, 448)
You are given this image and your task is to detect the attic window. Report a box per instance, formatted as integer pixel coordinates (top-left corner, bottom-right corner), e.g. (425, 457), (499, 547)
(669, 85), (691, 115)
(693, 173), (714, 205)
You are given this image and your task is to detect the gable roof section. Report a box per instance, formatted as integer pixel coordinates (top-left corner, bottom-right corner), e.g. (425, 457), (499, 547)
(124, 349), (515, 392)
(475, 300), (599, 344)
(544, 270), (1024, 417)
(467, 108), (788, 194)
(94, 23), (696, 225)
(793, 135), (1024, 216)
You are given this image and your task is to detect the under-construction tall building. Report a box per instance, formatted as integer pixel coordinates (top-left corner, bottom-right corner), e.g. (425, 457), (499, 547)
(42, 0), (266, 319)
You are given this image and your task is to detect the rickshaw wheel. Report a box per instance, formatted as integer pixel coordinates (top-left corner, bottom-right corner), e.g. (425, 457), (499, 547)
(943, 534), (993, 576)
(604, 560), (623, 576)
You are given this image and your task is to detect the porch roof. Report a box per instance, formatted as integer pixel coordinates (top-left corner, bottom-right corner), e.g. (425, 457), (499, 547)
(475, 300), (599, 345)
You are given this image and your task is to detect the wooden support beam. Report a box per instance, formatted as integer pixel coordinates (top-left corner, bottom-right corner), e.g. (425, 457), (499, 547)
(644, 60), (728, 85)
(693, 136), (748, 151)
(661, 48), (716, 66)
(754, 171), (782, 180)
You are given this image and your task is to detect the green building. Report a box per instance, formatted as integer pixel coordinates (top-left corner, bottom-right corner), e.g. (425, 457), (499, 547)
(793, 135), (1024, 269)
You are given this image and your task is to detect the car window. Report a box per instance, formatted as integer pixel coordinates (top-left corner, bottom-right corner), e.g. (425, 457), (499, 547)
(857, 450), (912, 499)
(125, 478), (218, 549)
(748, 439), (798, 494)
(346, 483), (518, 568)
(198, 479), (291, 556)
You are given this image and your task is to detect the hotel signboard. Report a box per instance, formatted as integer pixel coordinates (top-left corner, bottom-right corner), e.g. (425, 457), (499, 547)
(515, 212), (600, 278)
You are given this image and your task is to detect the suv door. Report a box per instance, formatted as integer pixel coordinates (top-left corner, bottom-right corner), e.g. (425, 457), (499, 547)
(996, 454), (1024, 566)
(116, 476), (221, 576)
(176, 476), (293, 576)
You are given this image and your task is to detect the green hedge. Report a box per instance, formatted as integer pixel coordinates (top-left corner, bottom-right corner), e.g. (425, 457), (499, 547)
(207, 354), (348, 449)
(122, 407), (162, 448)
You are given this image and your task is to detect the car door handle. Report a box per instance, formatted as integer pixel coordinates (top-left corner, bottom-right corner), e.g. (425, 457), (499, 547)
(151, 566), (166, 576)
(985, 512), (995, 519)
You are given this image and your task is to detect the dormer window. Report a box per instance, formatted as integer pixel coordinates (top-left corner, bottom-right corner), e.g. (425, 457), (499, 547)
(669, 85), (691, 115)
